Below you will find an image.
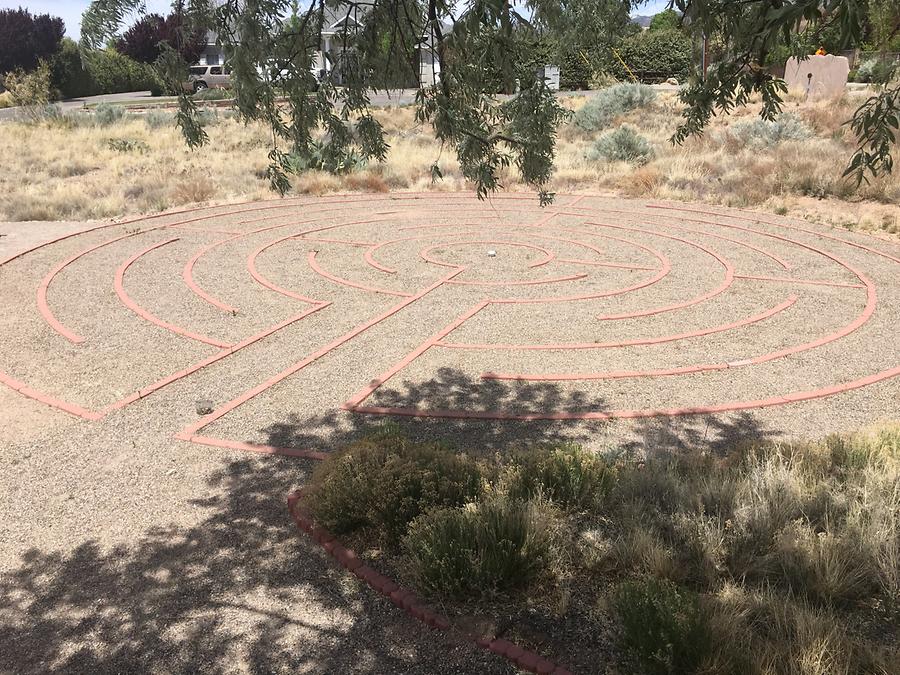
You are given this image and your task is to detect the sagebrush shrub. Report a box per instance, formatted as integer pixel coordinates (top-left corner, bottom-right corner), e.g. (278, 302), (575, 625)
(193, 87), (230, 101)
(613, 578), (711, 675)
(502, 443), (614, 510)
(144, 110), (174, 129)
(728, 114), (813, 148)
(196, 108), (219, 127)
(574, 83), (656, 132)
(94, 102), (125, 126)
(308, 430), (482, 544)
(19, 103), (69, 126)
(589, 125), (654, 164)
(404, 498), (559, 598)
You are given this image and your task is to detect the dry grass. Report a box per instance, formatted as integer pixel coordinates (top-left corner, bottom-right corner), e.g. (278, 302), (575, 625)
(2, 92), (898, 236)
(306, 423), (900, 672)
(566, 425), (900, 671)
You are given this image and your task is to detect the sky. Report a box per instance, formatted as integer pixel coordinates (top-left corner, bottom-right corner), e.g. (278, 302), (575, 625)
(1, 0), (672, 39)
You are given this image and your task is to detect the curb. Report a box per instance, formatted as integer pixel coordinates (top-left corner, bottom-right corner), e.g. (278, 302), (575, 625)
(287, 490), (572, 675)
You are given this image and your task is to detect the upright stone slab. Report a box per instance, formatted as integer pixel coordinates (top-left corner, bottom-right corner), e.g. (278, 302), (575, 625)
(784, 54), (850, 100)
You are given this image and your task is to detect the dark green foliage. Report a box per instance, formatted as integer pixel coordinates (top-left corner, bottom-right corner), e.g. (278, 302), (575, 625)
(609, 29), (693, 82)
(404, 498), (558, 598)
(49, 39), (96, 99)
(854, 57), (897, 85)
(844, 84), (899, 184)
(51, 44), (163, 99)
(360, 0), (423, 90)
(85, 49), (163, 95)
(502, 443), (615, 510)
(0, 7), (64, 74)
(308, 429), (483, 545)
(116, 12), (205, 65)
(285, 139), (366, 174)
(614, 578), (712, 675)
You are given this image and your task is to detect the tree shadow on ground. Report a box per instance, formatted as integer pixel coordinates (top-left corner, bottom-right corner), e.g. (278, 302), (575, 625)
(0, 451), (515, 674)
(263, 367), (777, 457)
(1, 370), (777, 674)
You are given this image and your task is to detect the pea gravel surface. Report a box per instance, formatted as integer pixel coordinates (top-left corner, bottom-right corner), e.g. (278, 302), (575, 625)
(2, 192), (900, 673)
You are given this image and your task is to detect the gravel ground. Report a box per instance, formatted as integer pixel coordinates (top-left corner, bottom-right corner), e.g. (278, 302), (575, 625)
(2, 192), (900, 673)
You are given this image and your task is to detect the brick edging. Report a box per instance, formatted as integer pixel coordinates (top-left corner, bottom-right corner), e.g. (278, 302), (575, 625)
(287, 490), (573, 675)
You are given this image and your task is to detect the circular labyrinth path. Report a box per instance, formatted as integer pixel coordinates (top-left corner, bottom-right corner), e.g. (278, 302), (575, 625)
(2, 193), (900, 456)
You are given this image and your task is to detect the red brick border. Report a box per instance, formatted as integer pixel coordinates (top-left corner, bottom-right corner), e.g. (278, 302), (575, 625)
(286, 490), (573, 675)
(4, 192), (900, 445)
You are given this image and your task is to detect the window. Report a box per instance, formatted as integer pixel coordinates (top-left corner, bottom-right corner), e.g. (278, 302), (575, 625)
(224, 68), (232, 75)
(189, 66), (206, 75)
(210, 66), (223, 75)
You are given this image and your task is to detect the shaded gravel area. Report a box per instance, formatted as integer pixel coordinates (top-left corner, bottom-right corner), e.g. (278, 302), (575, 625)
(2, 192), (900, 673)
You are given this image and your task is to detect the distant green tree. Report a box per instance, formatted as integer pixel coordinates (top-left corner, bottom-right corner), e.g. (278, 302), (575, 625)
(649, 8), (681, 32)
(864, 0), (900, 51)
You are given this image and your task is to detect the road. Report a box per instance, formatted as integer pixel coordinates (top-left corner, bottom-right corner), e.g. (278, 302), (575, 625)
(0, 85), (689, 121)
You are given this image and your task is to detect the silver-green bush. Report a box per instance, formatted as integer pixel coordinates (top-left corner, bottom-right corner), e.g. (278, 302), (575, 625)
(589, 125), (654, 164)
(93, 102), (126, 126)
(144, 110), (174, 129)
(728, 114), (813, 148)
(574, 83), (657, 132)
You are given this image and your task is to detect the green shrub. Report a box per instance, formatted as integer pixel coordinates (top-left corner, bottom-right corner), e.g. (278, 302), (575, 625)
(49, 37), (96, 99)
(308, 431), (483, 544)
(614, 578), (712, 675)
(728, 113), (813, 147)
(589, 125), (654, 164)
(404, 498), (559, 598)
(610, 29), (693, 82)
(574, 82), (656, 132)
(83, 48), (162, 95)
(502, 443), (614, 510)
(93, 102), (126, 126)
(106, 137), (149, 153)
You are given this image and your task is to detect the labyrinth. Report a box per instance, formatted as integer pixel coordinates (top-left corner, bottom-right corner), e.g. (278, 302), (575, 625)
(2, 193), (900, 456)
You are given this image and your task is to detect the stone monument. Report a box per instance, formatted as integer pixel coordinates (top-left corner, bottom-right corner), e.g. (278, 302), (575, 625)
(784, 54), (850, 100)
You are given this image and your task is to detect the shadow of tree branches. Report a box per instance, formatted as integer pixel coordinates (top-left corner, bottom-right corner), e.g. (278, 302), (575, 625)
(1, 369), (775, 673)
